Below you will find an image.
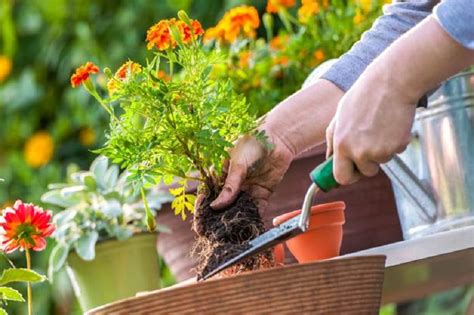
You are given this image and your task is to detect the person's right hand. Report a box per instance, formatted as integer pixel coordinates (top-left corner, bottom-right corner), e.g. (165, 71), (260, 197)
(210, 132), (295, 213)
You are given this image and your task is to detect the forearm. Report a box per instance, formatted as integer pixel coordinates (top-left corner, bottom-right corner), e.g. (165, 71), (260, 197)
(323, 0), (437, 92)
(369, 16), (474, 103)
(261, 79), (344, 156)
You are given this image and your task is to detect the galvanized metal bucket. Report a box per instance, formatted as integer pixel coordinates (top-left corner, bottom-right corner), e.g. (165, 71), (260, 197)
(392, 71), (474, 239)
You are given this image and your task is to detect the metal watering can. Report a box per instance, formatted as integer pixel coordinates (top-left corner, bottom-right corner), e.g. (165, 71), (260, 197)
(304, 62), (474, 240)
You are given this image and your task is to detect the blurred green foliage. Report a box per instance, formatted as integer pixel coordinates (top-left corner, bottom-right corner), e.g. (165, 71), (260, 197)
(0, 0), (471, 314)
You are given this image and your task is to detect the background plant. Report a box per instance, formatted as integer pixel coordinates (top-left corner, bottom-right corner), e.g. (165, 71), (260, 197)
(42, 156), (172, 278)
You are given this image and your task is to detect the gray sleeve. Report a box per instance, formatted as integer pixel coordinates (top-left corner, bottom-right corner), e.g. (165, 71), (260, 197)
(322, 1), (438, 92)
(435, 0), (474, 50)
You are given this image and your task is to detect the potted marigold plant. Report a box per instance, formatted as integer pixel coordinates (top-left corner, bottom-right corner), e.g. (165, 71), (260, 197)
(71, 11), (275, 279)
(41, 156), (171, 311)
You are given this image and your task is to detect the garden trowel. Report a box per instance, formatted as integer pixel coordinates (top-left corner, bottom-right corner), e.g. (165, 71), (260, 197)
(200, 152), (437, 281)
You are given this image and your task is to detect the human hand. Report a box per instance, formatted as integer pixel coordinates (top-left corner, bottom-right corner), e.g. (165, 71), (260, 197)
(210, 133), (295, 212)
(326, 67), (417, 185)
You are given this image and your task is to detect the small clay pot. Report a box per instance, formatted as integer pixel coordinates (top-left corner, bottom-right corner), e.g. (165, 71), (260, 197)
(273, 201), (346, 263)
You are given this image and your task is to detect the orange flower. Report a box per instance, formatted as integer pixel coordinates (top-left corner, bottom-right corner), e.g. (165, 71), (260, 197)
(24, 131), (54, 168)
(353, 9), (364, 25)
(178, 20), (204, 43)
(79, 127), (96, 146)
(273, 55), (289, 66)
(70, 62), (99, 88)
(298, 0), (320, 23)
(204, 26), (226, 43)
(0, 200), (55, 253)
(107, 61), (142, 95)
(116, 60), (142, 79)
(0, 55), (12, 83)
(205, 6), (260, 44)
(266, 0), (296, 13)
(238, 51), (252, 68)
(146, 18), (204, 50)
(269, 35), (288, 51)
(157, 70), (171, 82)
(313, 49), (325, 63)
(147, 20), (174, 50)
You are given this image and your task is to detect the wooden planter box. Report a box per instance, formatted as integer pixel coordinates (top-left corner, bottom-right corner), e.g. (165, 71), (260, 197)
(157, 145), (403, 281)
(87, 255), (386, 315)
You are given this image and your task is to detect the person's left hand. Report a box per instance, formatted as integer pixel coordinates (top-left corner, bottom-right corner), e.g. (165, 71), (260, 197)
(326, 65), (417, 185)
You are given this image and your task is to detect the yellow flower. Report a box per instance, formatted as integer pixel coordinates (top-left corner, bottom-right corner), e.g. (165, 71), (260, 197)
(0, 56), (12, 83)
(79, 127), (96, 147)
(357, 0), (372, 12)
(24, 131), (54, 168)
(298, 0), (320, 23)
(353, 9), (364, 25)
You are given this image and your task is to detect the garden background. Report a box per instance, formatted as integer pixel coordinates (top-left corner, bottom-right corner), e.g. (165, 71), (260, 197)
(0, 0), (470, 314)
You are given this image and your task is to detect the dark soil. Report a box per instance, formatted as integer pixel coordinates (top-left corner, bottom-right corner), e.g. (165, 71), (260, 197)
(192, 191), (274, 280)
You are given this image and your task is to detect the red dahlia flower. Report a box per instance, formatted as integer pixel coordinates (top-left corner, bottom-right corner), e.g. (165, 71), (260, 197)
(0, 200), (55, 253)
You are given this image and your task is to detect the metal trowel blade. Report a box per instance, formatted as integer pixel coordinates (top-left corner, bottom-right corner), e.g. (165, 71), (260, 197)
(200, 214), (303, 281)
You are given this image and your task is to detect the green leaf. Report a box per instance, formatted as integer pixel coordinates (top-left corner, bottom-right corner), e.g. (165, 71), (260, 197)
(0, 287), (24, 302)
(74, 231), (98, 261)
(101, 199), (123, 218)
(41, 190), (75, 208)
(0, 307), (8, 315)
(49, 243), (69, 274)
(0, 269), (46, 286)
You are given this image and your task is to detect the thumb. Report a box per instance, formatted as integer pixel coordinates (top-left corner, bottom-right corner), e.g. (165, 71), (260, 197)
(210, 161), (247, 210)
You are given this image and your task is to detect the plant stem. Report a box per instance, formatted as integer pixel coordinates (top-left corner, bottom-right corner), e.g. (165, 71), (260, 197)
(25, 247), (32, 315)
(141, 187), (156, 232)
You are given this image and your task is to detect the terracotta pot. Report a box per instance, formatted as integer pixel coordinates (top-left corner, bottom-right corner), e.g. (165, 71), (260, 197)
(273, 201), (345, 263)
(273, 243), (285, 265)
(157, 145), (402, 281)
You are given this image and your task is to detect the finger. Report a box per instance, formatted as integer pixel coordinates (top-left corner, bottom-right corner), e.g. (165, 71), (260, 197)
(333, 149), (359, 185)
(325, 119), (336, 159)
(210, 161), (247, 210)
(246, 184), (273, 214)
(355, 159), (380, 177)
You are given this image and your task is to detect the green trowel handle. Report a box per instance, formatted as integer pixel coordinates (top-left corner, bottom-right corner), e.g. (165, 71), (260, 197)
(310, 156), (339, 192)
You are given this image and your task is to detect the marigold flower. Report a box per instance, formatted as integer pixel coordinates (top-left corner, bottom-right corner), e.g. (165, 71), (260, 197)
(266, 0), (296, 13)
(205, 6), (260, 44)
(238, 51), (252, 68)
(273, 55), (290, 66)
(24, 131), (54, 168)
(353, 9), (364, 25)
(157, 70), (171, 82)
(146, 18), (204, 50)
(116, 60), (142, 79)
(298, 0), (320, 23)
(358, 0), (372, 12)
(0, 200), (55, 253)
(269, 35), (288, 51)
(107, 60), (142, 96)
(70, 62), (99, 88)
(0, 55), (12, 83)
(179, 20), (204, 43)
(79, 127), (96, 146)
(313, 49), (325, 63)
